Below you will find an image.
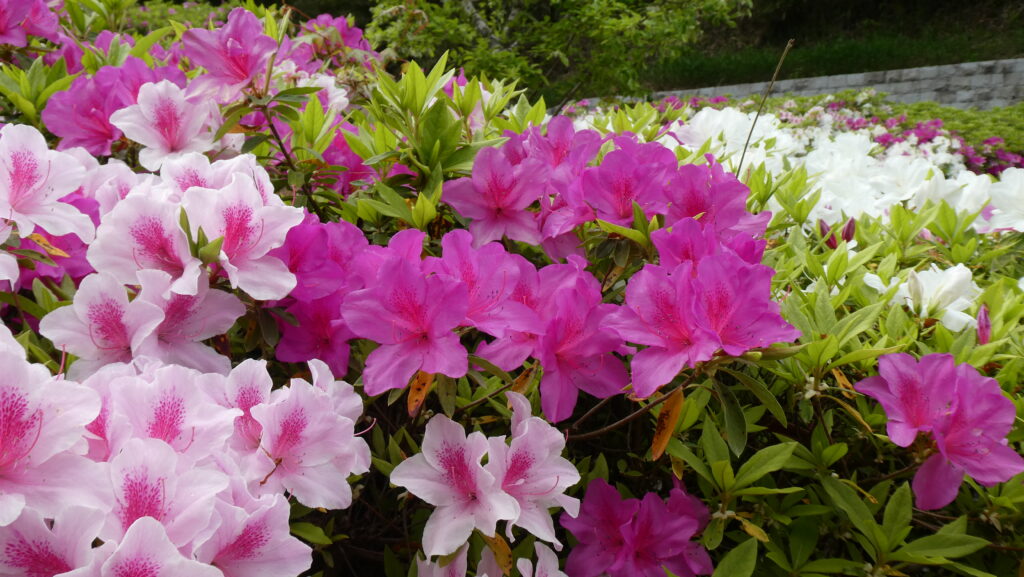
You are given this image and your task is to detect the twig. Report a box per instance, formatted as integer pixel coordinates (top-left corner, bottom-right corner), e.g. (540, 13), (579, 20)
(568, 372), (700, 442)
(570, 396), (616, 431)
(737, 39), (794, 176)
(454, 381), (514, 415)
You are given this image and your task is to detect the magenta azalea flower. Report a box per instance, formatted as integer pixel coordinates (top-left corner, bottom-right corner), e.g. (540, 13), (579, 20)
(854, 353), (958, 447)
(182, 8), (277, 97)
(857, 353), (1024, 509)
(560, 479), (638, 577)
(561, 479), (711, 577)
(606, 263), (719, 398)
(692, 252), (800, 356)
(390, 415), (519, 558)
(425, 230), (542, 338)
(443, 147), (544, 246)
(343, 244), (469, 396)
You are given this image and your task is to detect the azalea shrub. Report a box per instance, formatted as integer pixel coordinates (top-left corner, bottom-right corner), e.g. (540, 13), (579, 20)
(0, 3), (1023, 577)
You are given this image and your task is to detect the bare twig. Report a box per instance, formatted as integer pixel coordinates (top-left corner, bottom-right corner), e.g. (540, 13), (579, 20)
(737, 38), (794, 176)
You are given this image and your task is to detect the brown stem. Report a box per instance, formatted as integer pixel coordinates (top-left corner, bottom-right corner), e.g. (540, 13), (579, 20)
(737, 38), (795, 176)
(568, 372), (701, 442)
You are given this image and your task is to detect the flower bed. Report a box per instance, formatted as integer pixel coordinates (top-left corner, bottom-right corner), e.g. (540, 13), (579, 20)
(0, 3), (1023, 577)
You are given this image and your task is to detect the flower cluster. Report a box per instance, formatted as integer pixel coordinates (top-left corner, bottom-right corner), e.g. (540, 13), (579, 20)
(0, 319), (368, 575)
(561, 478), (712, 577)
(855, 353), (1024, 509)
(390, 393), (580, 558)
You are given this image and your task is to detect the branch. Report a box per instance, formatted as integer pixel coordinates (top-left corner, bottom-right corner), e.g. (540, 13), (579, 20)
(460, 0), (503, 49)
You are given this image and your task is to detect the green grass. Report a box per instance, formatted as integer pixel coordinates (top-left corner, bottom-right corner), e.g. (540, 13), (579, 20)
(646, 30), (1024, 90)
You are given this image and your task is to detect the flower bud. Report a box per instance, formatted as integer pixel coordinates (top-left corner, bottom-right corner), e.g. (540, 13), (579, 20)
(977, 304), (991, 345)
(819, 219), (838, 249)
(841, 217), (856, 242)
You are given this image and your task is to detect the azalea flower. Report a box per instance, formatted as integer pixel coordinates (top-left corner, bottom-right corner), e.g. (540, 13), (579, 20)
(856, 353), (1024, 510)
(66, 516), (223, 577)
(342, 245), (469, 396)
(443, 147), (544, 246)
(38, 273), (164, 378)
(486, 392), (580, 546)
(866, 264), (980, 331)
(110, 80), (216, 171)
(390, 415), (519, 557)
(182, 8), (277, 98)
(194, 493), (312, 577)
(181, 174), (304, 300)
(0, 124), (93, 241)
(249, 377), (370, 509)
(0, 506), (105, 576)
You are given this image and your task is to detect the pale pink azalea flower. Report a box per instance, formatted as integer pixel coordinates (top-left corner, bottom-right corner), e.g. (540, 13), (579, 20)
(38, 273), (164, 378)
(195, 493), (312, 577)
(390, 415), (519, 558)
(0, 506), (105, 576)
(0, 124), (93, 241)
(0, 351), (105, 525)
(416, 543), (468, 577)
(99, 438), (228, 551)
(104, 364), (240, 463)
(135, 270), (245, 372)
(88, 193), (204, 296)
(517, 543), (568, 577)
(487, 392), (580, 546)
(214, 359), (274, 452)
(0, 222), (18, 283)
(160, 153), (277, 205)
(65, 516), (223, 577)
(182, 175), (304, 300)
(249, 378), (370, 509)
(109, 80), (217, 171)
(303, 359), (364, 424)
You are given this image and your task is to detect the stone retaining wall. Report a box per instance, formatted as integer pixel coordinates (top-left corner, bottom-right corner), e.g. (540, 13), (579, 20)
(654, 58), (1024, 109)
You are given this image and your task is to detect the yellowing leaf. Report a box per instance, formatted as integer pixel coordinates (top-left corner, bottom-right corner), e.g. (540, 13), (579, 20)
(831, 368), (856, 399)
(651, 387), (685, 460)
(407, 371), (433, 418)
(510, 364), (536, 394)
(738, 517), (769, 543)
(480, 532), (512, 576)
(27, 233), (69, 258)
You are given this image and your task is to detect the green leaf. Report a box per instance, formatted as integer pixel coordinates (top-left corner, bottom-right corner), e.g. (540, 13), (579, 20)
(129, 26), (173, 61)
(826, 345), (903, 371)
(198, 237), (224, 266)
(819, 476), (880, 552)
(800, 559), (864, 573)
(595, 219), (648, 246)
(715, 381), (747, 456)
(711, 538), (757, 577)
(290, 522), (333, 545)
(719, 367), (787, 427)
(733, 443), (797, 489)
(882, 483), (913, 546)
(665, 440), (713, 483)
(894, 533), (989, 560)
(435, 374), (456, 417)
